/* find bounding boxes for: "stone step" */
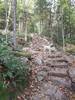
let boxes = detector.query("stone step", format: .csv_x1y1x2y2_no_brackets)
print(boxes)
46,62,68,68
48,73,67,77
48,52,63,58
46,57,68,63
48,67,68,77
48,55,62,58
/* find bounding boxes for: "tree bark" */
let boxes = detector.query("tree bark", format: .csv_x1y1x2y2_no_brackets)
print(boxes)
61,8,65,51
5,0,8,43
12,0,17,49
24,21,27,41
5,0,12,43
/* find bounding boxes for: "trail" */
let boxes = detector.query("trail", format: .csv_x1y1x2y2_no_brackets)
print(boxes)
19,35,75,100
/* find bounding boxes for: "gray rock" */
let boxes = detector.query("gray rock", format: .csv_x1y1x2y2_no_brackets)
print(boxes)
35,58,43,65
32,94,50,100
44,85,57,96
64,55,74,64
55,89,68,100
71,81,75,91
69,67,75,90
69,67,75,82
37,71,47,81
37,75,44,81
20,57,28,63
32,95,40,100
42,83,69,100
31,83,69,100
49,76,71,88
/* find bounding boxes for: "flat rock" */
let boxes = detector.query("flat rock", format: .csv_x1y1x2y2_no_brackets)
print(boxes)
31,95,41,100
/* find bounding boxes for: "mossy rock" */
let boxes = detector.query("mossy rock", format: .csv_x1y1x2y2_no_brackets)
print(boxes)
66,49,75,54
65,44,75,54
13,51,32,58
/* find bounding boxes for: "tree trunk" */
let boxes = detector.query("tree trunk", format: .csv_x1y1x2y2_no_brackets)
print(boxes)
24,21,27,41
12,0,17,49
5,0,12,43
5,0,8,43
39,20,42,35
4,0,8,43
61,8,65,51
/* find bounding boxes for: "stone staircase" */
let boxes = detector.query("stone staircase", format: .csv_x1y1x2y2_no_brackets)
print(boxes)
31,51,71,100
45,52,71,88
22,36,75,100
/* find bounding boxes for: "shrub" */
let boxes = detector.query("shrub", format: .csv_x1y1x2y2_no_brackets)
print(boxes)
0,34,30,99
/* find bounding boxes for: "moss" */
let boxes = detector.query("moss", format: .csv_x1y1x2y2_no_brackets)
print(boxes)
66,49,75,54
13,51,32,58
65,44,75,54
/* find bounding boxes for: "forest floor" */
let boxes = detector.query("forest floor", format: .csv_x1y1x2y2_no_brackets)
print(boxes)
17,35,75,100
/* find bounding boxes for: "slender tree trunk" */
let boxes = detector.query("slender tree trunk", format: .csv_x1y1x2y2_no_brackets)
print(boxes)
5,0,8,43
23,0,28,41
20,19,24,33
18,18,23,33
41,19,44,34
57,18,59,42
24,21,27,41
18,18,20,33
12,0,17,49
61,8,65,51
5,0,12,43
68,0,71,38
39,21,41,35
39,20,42,35
49,7,52,39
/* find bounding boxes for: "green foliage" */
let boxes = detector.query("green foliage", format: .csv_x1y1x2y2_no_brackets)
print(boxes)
66,35,75,44
28,21,38,33
0,0,6,29
42,30,51,37
0,34,30,99
56,0,75,44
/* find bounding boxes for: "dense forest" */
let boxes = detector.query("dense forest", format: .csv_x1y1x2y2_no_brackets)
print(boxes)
0,0,75,100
